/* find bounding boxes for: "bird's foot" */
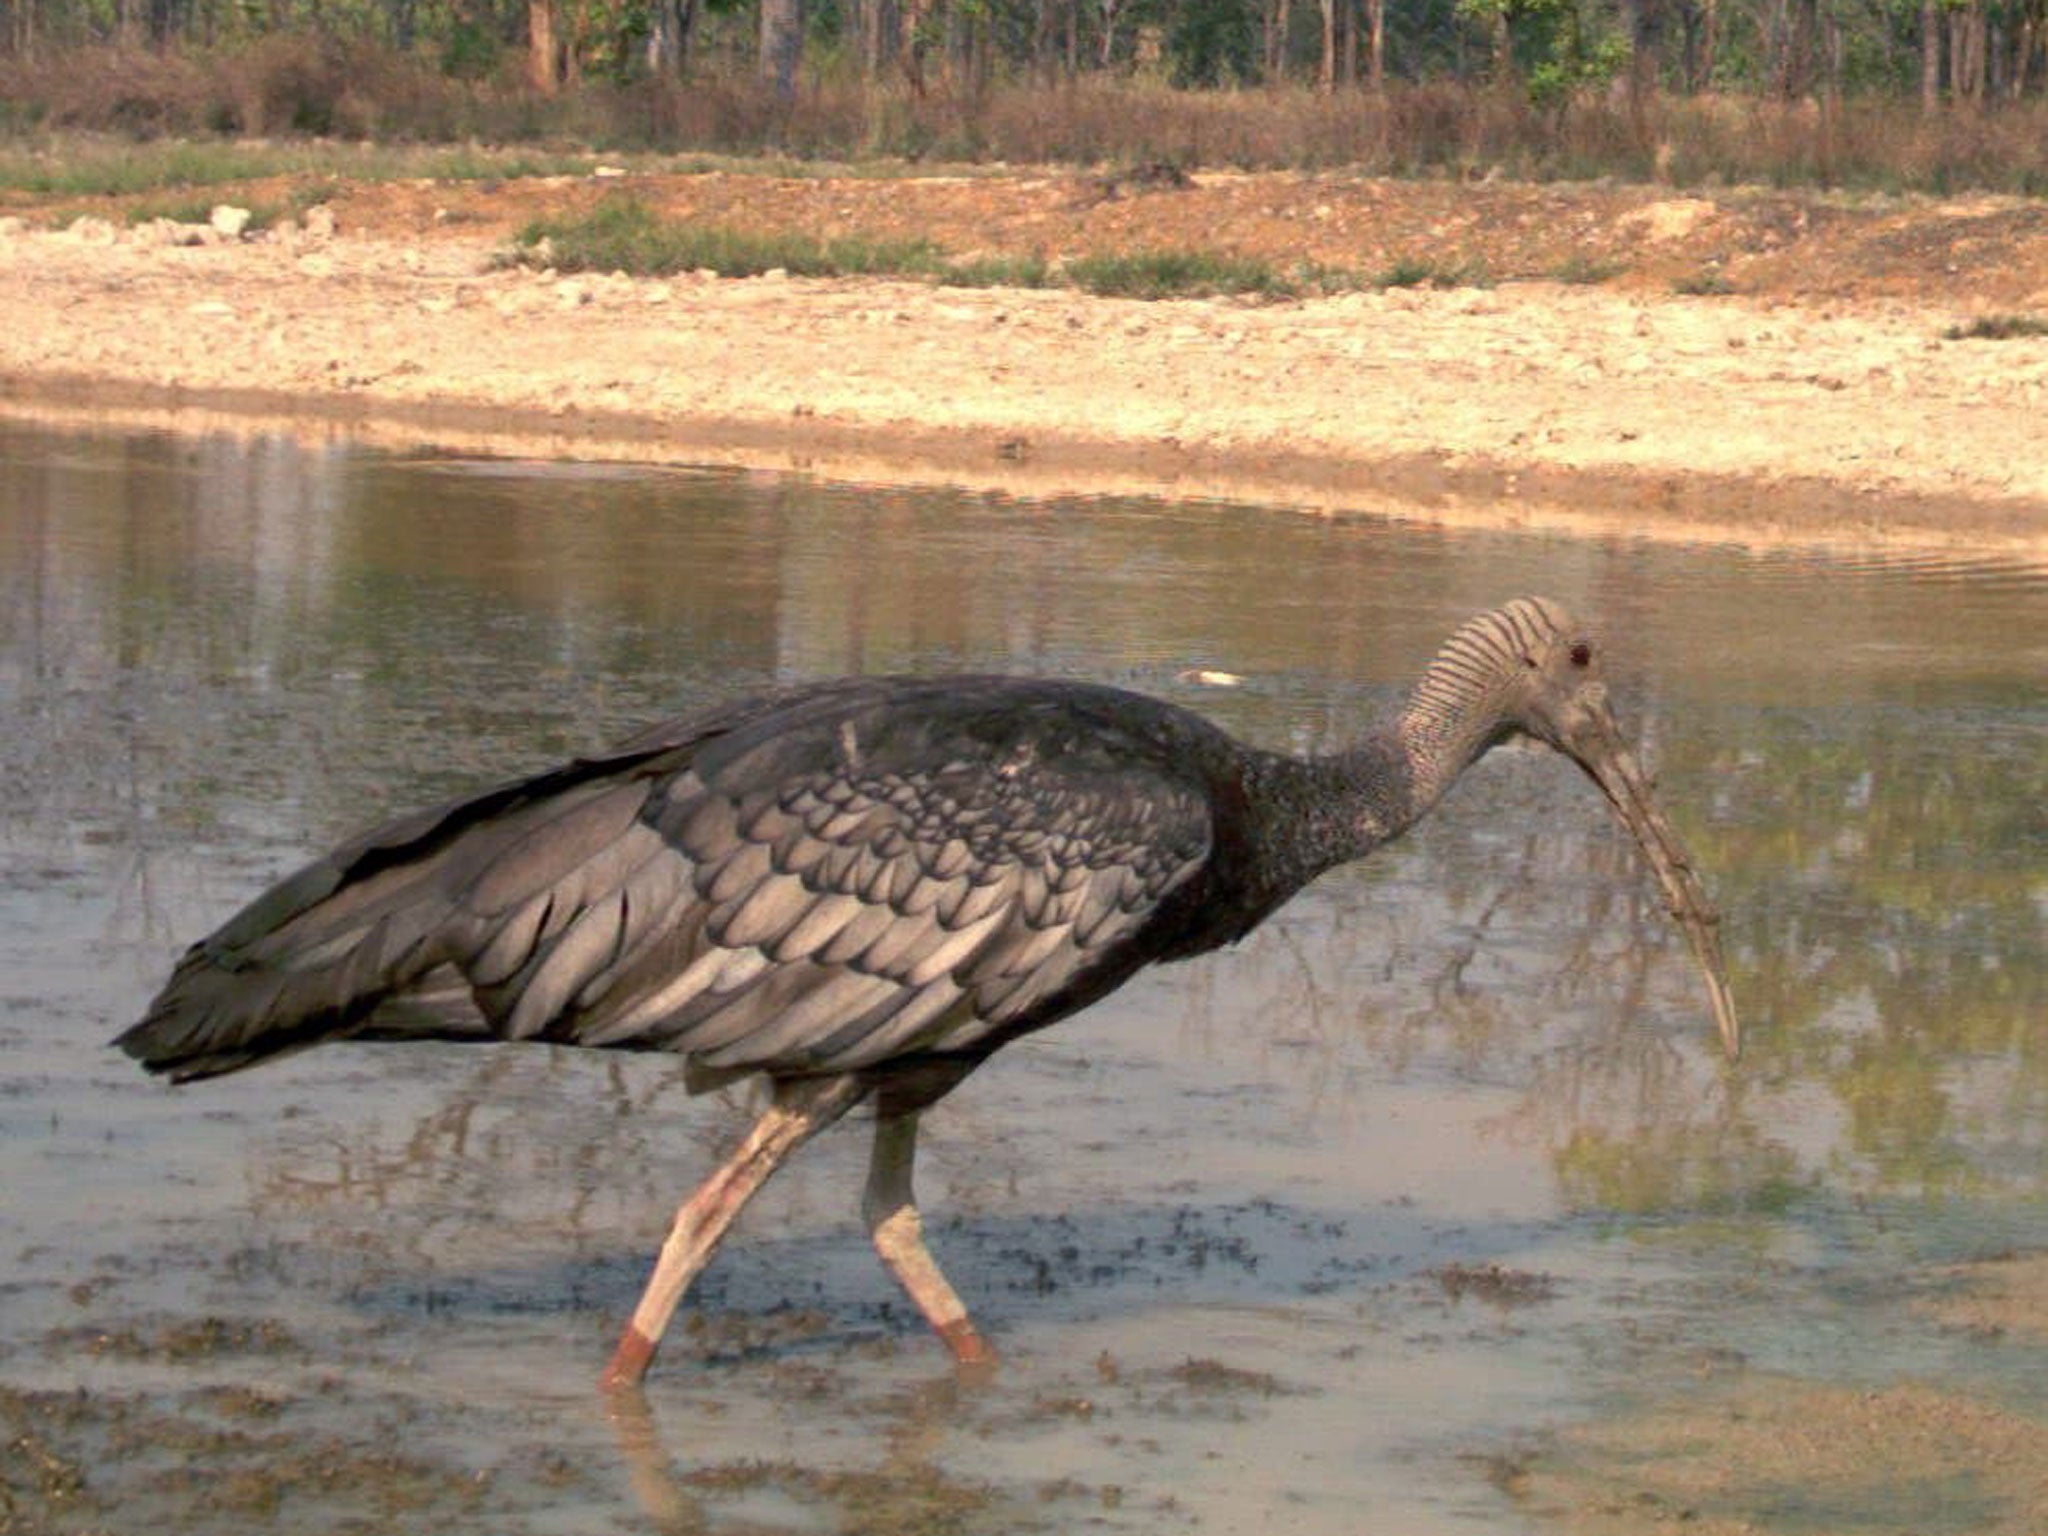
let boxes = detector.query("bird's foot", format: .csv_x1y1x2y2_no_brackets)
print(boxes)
939,1319,998,1374
599,1325,658,1391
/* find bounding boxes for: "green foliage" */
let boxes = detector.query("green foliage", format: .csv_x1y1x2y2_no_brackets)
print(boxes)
1549,253,1623,284
0,135,608,198
1524,36,1628,111
1375,254,1488,288
513,197,944,277
1063,248,1298,299
509,199,1323,300
437,18,505,80
0,137,296,196
1165,0,1260,87
939,251,1056,288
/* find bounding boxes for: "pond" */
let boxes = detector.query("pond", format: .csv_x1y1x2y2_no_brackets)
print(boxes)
1,416,2043,1534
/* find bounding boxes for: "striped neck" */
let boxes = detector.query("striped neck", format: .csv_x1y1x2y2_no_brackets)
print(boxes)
1229,598,1578,911
1394,598,1567,811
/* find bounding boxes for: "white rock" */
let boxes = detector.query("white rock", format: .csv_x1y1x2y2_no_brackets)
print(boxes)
210,205,252,239
137,218,208,247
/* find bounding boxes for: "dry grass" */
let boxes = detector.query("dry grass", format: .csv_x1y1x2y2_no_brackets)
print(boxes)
4,41,2048,195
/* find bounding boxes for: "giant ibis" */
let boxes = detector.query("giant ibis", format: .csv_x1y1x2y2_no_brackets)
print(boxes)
116,597,1739,1386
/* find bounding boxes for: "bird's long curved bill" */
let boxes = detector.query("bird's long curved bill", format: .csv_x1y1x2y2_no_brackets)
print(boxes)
1576,731,1741,1060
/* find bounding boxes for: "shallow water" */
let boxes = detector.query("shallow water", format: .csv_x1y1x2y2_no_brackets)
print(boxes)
1,418,2044,1534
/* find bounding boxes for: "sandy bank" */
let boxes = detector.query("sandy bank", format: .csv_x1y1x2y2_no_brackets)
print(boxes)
3,195,2045,557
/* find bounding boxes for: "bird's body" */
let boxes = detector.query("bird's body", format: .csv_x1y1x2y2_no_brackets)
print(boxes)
124,674,1397,1097
117,599,1738,1384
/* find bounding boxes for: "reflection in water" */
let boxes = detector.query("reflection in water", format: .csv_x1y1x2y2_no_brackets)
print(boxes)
605,1390,709,1532
2,419,2044,1534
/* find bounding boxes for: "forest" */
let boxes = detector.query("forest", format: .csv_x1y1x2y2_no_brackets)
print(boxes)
3,0,2047,192
5,0,2047,104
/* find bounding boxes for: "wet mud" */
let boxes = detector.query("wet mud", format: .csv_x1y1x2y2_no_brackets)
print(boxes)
1519,1364,2048,1536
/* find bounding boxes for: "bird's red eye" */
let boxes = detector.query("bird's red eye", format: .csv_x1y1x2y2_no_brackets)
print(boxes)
1569,642,1592,667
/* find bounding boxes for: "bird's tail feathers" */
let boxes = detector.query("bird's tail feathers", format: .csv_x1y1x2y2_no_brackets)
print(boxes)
113,733,700,1083
114,856,457,1081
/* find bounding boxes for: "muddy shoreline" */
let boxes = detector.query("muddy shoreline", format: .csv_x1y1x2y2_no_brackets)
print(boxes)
3,170,2047,558
8,370,2046,560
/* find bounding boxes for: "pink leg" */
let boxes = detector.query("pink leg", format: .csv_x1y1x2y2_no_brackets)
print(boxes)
601,1076,865,1389
862,1112,995,1367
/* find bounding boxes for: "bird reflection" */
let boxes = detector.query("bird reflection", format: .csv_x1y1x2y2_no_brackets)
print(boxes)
603,1390,708,1534
601,1366,989,1535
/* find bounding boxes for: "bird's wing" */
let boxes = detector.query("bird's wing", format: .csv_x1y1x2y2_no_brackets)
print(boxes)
120,678,1218,1084
447,681,1218,1078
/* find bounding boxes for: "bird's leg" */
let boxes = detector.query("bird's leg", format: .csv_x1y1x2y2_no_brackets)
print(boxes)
862,1111,995,1367
601,1075,867,1389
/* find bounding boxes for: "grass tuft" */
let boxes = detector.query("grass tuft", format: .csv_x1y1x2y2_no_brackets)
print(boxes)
513,198,941,279
116,193,287,230
1549,254,1625,285
1063,248,1297,300
938,251,1055,289
1673,268,1736,296
511,199,1313,301
1942,313,2048,341
1374,255,1488,289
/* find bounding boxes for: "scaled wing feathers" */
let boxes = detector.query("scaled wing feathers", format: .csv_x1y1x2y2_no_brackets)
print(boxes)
118,678,1217,1086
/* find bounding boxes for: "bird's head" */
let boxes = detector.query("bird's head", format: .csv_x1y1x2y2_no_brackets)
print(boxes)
1408,598,1741,1060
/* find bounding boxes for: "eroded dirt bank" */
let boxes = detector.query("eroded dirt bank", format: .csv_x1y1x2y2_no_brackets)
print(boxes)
3,167,2046,555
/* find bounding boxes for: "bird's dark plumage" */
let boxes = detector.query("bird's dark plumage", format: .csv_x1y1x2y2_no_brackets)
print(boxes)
115,599,1738,1382
115,675,1318,1093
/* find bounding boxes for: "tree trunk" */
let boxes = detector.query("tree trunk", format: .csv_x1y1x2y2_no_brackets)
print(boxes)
861,0,887,77
2014,6,2043,97
760,0,804,97
1264,0,1292,81
1617,0,1656,140
1777,0,1818,96
1949,0,1987,99
1366,0,1385,88
645,0,693,76
528,0,559,94
1317,0,1336,89
1921,0,1941,110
